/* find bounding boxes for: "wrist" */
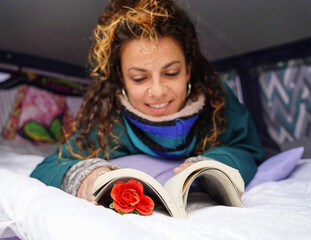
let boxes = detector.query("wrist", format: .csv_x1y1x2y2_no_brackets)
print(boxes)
62,158,121,197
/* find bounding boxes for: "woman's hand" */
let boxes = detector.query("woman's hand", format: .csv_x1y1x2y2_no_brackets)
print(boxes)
77,167,111,202
174,162,195,174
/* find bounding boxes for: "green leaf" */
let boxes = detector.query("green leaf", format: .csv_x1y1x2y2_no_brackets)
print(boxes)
23,121,55,143
109,203,114,209
154,206,163,210
118,211,125,215
50,118,62,140
133,210,141,215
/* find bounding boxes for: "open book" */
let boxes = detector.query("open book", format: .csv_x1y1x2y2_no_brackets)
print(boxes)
92,160,244,218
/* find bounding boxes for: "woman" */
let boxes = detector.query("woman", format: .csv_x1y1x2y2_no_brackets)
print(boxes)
31,0,264,202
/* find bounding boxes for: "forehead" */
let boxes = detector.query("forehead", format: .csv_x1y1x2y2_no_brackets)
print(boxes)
120,36,185,68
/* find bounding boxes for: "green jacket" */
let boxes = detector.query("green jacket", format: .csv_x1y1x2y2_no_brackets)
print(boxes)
31,86,264,188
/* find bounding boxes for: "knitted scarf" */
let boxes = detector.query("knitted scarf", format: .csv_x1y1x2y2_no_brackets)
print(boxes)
119,95,205,159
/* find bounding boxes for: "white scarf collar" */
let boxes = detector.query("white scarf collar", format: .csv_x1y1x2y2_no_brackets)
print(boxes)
119,94,205,122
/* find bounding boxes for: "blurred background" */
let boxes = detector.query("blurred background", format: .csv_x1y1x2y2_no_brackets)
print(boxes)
0,0,311,157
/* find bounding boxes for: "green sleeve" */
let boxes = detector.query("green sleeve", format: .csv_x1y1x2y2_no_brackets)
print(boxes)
202,85,265,185
30,150,81,189
30,121,139,189
30,130,92,189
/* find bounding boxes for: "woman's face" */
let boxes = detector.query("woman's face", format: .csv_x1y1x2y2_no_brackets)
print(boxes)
120,36,191,117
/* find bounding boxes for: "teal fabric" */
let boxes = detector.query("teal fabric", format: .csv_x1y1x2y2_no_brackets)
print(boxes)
30,84,264,188
122,115,198,159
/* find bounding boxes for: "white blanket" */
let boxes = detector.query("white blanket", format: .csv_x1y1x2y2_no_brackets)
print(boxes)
1,149,311,240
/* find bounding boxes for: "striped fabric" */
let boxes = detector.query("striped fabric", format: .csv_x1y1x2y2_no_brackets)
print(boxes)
121,106,200,159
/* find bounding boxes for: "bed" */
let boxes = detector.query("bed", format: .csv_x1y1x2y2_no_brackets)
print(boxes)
0,135,311,240
1,67,311,240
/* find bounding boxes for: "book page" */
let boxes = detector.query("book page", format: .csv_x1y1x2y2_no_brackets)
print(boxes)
92,169,184,218
195,169,243,207
182,168,243,208
163,160,244,210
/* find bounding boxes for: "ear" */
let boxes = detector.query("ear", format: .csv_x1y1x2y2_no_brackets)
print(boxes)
186,62,192,82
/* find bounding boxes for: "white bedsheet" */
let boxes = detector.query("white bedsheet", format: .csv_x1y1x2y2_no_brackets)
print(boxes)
1,149,311,240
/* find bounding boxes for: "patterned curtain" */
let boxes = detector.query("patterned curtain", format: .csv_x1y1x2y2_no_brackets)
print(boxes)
220,70,244,104
259,58,311,145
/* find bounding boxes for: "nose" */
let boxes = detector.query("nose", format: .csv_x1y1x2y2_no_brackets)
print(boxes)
148,78,167,98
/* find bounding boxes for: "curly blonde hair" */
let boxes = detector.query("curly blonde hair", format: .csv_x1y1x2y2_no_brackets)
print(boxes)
61,0,226,159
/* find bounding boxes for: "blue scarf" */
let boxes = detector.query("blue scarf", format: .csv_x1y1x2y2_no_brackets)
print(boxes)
120,95,205,159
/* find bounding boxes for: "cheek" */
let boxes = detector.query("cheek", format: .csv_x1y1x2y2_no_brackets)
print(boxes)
127,86,145,104
171,80,187,97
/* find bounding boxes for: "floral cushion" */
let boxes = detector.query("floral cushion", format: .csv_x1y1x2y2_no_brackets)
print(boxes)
1,85,81,144
0,70,84,145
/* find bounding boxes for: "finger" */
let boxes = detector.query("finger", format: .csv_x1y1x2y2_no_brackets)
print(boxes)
173,166,183,174
174,162,194,174
88,194,95,202
174,163,187,174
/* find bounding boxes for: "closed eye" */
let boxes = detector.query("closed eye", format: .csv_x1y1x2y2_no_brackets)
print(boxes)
165,71,180,77
131,77,147,82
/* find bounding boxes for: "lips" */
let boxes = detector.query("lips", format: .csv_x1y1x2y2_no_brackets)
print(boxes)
148,102,169,109
145,100,173,115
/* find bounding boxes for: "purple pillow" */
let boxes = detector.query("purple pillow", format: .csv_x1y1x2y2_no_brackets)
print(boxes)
111,154,184,185
246,147,304,191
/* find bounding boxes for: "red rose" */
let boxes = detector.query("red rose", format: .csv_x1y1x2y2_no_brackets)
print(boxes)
110,179,155,215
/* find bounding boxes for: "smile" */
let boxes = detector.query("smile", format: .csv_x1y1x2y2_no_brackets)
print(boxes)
148,102,169,109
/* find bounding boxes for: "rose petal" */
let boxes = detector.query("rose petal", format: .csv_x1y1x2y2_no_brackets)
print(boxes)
113,201,135,213
110,180,154,215
135,195,155,215
125,180,144,197
122,189,140,206
110,182,125,200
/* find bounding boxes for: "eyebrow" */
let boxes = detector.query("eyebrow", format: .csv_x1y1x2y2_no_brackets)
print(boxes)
128,61,181,72
163,61,181,69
